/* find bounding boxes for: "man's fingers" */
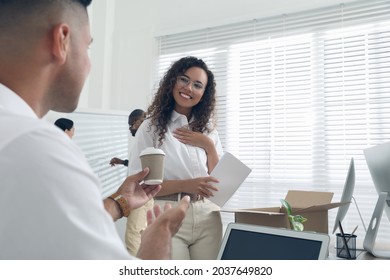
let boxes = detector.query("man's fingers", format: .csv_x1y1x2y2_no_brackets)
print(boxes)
152,184,162,193
127,167,149,182
153,204,162,217
179,195,190,211
163,202,172,211
146,209,154,226
146,204,162,226
146,197,189,230
143,185,162,197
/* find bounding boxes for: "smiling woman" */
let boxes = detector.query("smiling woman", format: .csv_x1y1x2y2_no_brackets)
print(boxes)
127,56,224,260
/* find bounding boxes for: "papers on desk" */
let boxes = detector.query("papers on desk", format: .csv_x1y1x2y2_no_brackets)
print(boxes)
208,152,252,207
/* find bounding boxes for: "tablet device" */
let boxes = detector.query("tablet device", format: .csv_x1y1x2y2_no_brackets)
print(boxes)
208,152,252,207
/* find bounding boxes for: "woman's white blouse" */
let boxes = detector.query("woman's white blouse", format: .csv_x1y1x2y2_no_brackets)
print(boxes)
128,110,223,181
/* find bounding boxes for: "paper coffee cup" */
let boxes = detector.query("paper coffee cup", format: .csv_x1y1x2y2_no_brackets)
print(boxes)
139,147,165,185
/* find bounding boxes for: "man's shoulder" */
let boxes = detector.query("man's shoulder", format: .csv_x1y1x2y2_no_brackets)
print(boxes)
0,113,61,149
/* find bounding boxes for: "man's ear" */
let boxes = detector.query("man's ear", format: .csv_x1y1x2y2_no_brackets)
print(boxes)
51,23,70,64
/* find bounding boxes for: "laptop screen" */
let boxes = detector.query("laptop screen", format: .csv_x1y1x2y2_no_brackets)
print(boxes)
217,223,329,260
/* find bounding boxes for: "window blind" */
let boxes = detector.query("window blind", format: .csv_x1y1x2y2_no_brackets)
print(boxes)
155,0,390,242
71,111,129,198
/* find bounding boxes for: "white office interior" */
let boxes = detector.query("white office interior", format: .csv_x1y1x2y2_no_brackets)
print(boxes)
45,0,390,258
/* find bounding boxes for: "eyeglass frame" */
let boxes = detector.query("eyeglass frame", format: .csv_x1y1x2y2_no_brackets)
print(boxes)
176,75,205,93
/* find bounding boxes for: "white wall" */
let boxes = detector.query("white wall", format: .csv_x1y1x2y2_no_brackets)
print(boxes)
81,0,362,114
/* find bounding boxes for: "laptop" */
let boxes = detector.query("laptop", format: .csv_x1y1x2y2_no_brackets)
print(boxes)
217,223,330,260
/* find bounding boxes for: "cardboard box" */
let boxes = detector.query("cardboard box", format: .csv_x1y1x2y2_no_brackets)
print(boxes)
221,190,347,234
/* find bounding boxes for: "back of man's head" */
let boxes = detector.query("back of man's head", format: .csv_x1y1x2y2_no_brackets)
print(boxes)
0,0,94,117
0,0,92,27
128,109,146,125
0,0,92,13
0,0,92,56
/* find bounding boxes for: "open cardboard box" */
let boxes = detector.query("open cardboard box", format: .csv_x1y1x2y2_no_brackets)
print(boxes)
221,190,348,234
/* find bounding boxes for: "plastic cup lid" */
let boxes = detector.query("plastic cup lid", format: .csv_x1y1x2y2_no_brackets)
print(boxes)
139,147,165,157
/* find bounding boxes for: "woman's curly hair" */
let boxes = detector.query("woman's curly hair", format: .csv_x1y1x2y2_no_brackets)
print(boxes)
147,56,217,147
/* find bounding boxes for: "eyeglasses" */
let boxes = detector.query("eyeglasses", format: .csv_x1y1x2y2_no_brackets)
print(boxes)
176,75,205,93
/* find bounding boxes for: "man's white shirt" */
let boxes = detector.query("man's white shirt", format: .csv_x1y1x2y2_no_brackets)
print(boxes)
0,84,132,259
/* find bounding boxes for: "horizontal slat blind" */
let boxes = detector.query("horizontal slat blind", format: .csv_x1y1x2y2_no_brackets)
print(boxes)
155,0,390,243
71,112,129,198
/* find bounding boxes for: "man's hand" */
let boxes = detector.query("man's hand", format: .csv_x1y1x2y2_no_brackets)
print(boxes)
104,168,161,220
116,168,161,210
137,196,190,260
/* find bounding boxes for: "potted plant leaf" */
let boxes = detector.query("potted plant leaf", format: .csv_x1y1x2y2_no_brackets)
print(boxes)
280,199,307,231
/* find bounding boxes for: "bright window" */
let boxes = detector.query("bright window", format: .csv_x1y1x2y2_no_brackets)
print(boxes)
71,111,129,198
155,0,390,242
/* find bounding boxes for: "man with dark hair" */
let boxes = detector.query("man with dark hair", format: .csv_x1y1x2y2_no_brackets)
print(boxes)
128,109,146,137
110,109,146,167
0,0,189,260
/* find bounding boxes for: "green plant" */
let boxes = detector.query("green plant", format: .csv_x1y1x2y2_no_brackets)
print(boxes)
280,199,307,231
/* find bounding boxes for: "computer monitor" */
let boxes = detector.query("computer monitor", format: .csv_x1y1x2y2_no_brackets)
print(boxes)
363,142,390,258
332,158,355,234
364,143,390,221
